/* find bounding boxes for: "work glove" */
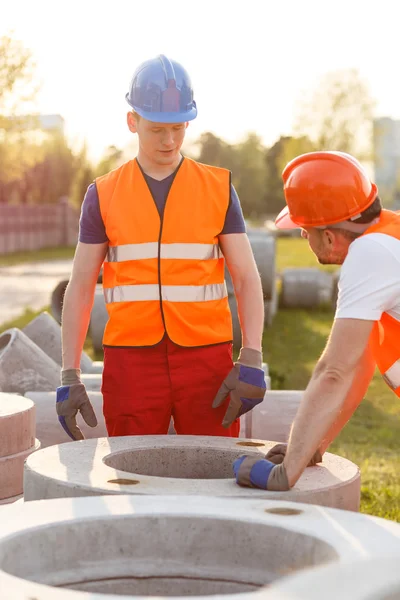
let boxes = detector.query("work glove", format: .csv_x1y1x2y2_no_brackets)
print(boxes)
265,443,323,467
212,347,266,428
233,455,290,491
56,368,97,440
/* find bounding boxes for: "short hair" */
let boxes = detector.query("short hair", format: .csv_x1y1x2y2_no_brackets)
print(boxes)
350,196,382,224
131,111,140,121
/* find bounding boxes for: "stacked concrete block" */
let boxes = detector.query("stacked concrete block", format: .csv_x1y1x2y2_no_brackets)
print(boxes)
280,267,334,309
0,394,40,502
0,328,60,394
24,435,361,511
239,390,303,441
24,391,107,448
22,311,96,373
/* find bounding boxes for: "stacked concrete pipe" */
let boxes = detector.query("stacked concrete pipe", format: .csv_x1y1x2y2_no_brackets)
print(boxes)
23,435,361,511
280,267,334,309
22,311,102,374
0,328,60,394
0,394,40,504
2,495,400,598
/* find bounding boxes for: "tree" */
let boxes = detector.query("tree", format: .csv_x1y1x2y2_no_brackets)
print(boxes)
233,132,266,219
294,69,375,160
0,33,36,119
263,135,315,215
195,132,237,172
94,145,124,177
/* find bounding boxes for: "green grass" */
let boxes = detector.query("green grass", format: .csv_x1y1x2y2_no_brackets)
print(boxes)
2,237,399,521
0,246,75,267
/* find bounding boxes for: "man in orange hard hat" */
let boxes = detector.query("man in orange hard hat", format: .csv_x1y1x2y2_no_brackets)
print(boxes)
234,151,400,491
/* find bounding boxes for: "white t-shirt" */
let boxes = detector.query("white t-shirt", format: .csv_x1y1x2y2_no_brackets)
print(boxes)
335,233,400,322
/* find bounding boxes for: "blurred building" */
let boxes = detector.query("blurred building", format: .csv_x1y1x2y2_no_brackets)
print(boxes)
373,117,400,197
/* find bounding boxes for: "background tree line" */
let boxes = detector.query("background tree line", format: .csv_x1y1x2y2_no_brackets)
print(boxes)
0,33,376,221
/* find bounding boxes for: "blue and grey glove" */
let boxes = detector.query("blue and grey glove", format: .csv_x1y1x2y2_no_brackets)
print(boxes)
233,455,290,491
56,369,97,440
212,347,266,428
266,443,323,467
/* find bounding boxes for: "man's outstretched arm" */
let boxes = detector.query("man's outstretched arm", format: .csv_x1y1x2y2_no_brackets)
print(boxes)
283,318,375,486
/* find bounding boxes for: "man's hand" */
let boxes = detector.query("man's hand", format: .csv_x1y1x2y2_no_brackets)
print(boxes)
265,443,323,467
212,348,266,428
56,369,97,440
233,455,290,491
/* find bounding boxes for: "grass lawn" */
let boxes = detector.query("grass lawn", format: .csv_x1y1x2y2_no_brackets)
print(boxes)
2,237,399,521
0,246,75,267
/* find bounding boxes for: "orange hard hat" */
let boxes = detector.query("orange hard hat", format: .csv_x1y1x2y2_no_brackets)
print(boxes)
275,151,378,229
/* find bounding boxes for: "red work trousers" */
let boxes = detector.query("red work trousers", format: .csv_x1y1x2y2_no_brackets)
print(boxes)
102,336,240,437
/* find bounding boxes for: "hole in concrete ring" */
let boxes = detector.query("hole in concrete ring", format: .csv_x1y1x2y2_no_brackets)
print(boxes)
265,507,303,516
0,515,338,596
107,478,140,485
0,333,12,354
104,446,265,479
236,441,265,447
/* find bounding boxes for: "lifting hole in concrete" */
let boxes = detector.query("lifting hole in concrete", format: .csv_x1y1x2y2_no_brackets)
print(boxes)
0,515,338,595
265,507,303,516
107,479,140,485
236,441,265,447
103,447,264,479
0,333,11,354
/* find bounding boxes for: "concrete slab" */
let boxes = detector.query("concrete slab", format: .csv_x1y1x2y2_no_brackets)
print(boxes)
1,495,400,598
22,311,94,373
23,435,361,510
0,329,60,394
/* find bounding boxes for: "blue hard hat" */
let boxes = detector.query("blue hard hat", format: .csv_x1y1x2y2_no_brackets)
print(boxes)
126,54,197,123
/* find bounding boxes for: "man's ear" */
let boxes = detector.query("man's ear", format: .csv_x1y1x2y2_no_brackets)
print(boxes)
323,228,336,247
127,112,138,133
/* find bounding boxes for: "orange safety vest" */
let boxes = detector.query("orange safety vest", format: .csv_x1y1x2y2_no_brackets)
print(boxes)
96,157,233,347
363,210,400,396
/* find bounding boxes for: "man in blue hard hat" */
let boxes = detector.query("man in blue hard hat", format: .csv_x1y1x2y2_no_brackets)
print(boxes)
56,55,266,441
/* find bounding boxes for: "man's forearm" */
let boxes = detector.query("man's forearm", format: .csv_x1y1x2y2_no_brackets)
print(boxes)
319,348,375,453
234,273,264,350
61,281,97,370
283,366,356,486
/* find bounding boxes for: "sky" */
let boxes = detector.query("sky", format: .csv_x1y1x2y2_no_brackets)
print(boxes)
2,0,400,162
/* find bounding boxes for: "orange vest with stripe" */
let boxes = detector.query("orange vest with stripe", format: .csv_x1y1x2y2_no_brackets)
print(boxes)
363,210,400,396
96,157,233,347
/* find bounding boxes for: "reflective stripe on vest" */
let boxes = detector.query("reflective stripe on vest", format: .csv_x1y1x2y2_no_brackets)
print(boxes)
107,242,223,263
103,282,228,303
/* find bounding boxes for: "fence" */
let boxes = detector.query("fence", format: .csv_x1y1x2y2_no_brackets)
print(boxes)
0,199,79,254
